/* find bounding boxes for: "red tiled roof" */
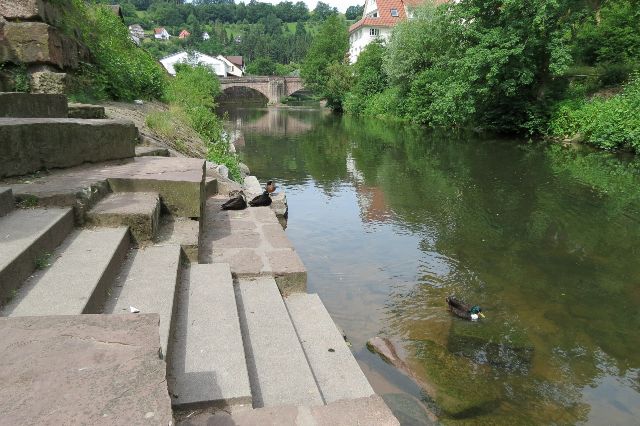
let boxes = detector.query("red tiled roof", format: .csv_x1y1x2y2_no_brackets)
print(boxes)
348,0,447,33
154,28,166,34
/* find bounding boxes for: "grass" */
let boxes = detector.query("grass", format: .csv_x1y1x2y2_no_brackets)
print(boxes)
35,253,53,270
17,195,38,209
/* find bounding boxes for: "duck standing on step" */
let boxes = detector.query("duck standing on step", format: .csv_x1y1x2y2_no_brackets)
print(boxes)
446,295,485,321
249,180,276,207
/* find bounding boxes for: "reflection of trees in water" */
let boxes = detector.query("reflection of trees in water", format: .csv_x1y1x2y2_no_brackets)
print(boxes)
345,119,640,423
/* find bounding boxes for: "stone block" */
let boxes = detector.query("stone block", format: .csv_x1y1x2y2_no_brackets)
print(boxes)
0,118,137,178
0,0,63,26
266,249,307,295
155,216,199,262
0,92,68,117
29,69,66,94
136,146,170,157
0,187,13,216
86,192,161,243
0,314,173,425
68,102,106,119
1,22,87,69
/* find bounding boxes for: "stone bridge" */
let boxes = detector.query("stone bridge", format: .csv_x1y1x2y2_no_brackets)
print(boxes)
218,77,305,104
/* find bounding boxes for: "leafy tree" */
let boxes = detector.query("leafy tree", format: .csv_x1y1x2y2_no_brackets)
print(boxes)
301,14,349,107
311,2,338,22
345,5,364,20
344,41,388,115
246,57,277,75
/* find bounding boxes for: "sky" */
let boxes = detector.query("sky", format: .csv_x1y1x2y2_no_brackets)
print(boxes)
260,1,355,13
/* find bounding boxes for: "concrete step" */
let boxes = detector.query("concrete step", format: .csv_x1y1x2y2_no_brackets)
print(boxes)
169,264,252,408
0,187,14,217
86,192,161,243
155,215,200,263
0,207,74,303
67,103,106,119
0,118,137,178
136,146,170,157
285,293,375,404
178,395,400,426
1,227,129,317
235,277,323,408
104,245,182,360
201,197,307,295
0,93,68,118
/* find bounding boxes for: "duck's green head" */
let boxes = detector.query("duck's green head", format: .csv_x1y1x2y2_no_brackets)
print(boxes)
470,305,485,318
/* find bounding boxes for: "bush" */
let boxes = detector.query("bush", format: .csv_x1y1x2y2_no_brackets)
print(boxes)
549,74,640,152
63,1,166,100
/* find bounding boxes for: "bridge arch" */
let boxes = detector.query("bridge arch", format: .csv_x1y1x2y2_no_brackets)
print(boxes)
218,77,305,104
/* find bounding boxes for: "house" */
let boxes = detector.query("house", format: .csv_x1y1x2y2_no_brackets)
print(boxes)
154,28,170,40
129,24,145,40
179,29,191,39
216,55,244,77
160,51,228,77
202,32,210,40
349,0,443,64
225,56,245,74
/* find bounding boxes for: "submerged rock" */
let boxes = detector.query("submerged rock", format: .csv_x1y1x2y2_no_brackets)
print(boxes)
381,393,437,426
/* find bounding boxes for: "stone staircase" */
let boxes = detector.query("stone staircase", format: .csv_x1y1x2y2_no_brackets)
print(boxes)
0,93,398,425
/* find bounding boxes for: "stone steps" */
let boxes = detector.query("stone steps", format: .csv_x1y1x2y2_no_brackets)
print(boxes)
0,187,14,217
235,277,323,408
0,93,68,118
201,196,306,295
136,146,170,157
168,264,251,408
86,192,161,244
284,293,375,404
0,118,137,178
104,245,182,360
0,206,74,303
2,227,130,317
67,103,106,119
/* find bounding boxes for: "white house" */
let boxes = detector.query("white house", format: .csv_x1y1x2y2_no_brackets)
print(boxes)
349,0,437,64
160,51,228,77
154,27,170,40
216,55,244,77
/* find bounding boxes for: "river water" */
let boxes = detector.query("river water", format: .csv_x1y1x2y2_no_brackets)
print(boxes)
220,103,640,425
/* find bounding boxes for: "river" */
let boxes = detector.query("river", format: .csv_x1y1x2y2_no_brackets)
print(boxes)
219,102,640,425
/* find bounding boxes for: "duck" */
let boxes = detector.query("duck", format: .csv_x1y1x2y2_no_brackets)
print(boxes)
266,180,276,193
446,295,485,321
249,191,272,207
221,192,247,210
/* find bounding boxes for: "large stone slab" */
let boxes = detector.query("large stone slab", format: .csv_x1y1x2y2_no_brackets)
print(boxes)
236,277,323,408
0,314,173,425
2,227,130,317
0,0,63,26
0,92,68,118
155,215,200,262
0,118,137,178
169,264,252,408
68,102,106,119
0,187,13,216
179,395,399,426
0,206,73,303
86,192,161,243
1,22,88,69
105,244,182,360
201,196,307,294
285,293,375,404
4,157,206,220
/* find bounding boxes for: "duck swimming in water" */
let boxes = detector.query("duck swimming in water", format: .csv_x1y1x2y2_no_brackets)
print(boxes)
249,191,272,207
221,192,247,210
446,295,485,321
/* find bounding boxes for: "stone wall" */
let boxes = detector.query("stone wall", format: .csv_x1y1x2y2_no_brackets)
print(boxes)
0,0,89,94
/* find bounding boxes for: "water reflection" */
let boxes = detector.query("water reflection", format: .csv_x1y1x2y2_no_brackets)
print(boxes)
223,104,640,424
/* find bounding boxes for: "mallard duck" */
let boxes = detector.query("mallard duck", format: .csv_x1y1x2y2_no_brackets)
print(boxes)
266,180,276,193
221,193,247,210
249,191,272,207
446,295,485,321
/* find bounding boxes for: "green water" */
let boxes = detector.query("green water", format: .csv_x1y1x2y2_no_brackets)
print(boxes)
223,104,640,425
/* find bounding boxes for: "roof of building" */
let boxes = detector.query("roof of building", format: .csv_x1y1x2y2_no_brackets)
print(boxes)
154,28,167,34
129,24,144,30
179,30,190,35
348,0,446,33
225,56,244,67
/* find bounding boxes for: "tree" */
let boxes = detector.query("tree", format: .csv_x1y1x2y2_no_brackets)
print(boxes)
344,41,388,114
246,57,277,75
301,14,349,108
345,5,364,20
311,2,338,22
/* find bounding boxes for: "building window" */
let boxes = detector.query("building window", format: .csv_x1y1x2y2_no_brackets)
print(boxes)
370,28,379,37
391,8,399,17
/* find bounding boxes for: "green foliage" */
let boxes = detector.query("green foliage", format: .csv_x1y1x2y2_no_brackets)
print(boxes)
64,1,166,100
345,5,364,21
549,74,640,152
13,65,30,93
344,42,388,115
35,253,52,270
246,57,277,75
165,65,241,180
301,15,349,109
